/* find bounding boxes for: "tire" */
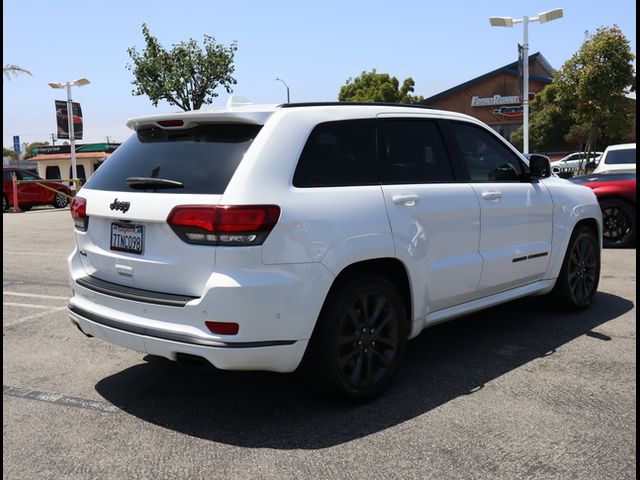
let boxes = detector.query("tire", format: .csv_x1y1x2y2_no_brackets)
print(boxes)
551,225,600,310
19,205,32,212
53,191,69,209
2,194,7,212
600,198,636,248
304,273,408,401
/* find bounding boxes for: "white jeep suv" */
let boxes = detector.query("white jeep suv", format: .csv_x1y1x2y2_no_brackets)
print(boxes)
68,102,602,399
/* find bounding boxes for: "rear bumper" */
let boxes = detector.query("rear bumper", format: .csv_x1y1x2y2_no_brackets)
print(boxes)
69,305,309,372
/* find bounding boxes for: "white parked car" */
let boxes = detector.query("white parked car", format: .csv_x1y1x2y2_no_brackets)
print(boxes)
68,101,602,399
551,151,602,177
592,143,636,173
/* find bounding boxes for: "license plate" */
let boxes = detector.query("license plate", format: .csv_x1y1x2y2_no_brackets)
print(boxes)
110,223,144,255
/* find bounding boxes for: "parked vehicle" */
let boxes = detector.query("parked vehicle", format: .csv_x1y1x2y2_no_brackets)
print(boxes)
3,167,72,211
592,143,636,173
67,102,602,399
551,151,602,178
570,171,636,248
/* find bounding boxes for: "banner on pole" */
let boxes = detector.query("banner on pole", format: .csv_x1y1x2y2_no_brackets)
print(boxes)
55,100,83,139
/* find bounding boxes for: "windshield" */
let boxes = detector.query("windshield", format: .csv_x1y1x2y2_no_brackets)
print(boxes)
605,148,636,165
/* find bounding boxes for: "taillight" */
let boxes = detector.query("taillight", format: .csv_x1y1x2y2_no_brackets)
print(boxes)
167,205,280,246
70,196,88,231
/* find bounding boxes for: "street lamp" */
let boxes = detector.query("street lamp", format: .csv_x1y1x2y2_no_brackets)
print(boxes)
48,78,90,186
275,77,290,103
489,8,563,154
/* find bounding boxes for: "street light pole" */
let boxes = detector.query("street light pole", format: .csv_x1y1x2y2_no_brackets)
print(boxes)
489,8,563,154
48,78,90,189
65,81,78,182
275,77,290,103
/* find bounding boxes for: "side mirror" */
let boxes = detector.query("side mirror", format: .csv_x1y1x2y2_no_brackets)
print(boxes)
528,154,551,180
585,161,597,172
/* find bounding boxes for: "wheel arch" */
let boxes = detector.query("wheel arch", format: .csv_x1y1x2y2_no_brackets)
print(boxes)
319,258,413,337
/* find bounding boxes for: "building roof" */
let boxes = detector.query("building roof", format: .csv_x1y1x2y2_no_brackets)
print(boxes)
27,152,112,161
424,52,554,104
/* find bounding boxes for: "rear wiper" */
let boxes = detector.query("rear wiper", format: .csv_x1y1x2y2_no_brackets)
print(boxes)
126,177,184,189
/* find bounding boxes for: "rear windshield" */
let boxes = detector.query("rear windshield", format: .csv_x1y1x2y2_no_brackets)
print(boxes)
83,124,262,194
604,148,636,165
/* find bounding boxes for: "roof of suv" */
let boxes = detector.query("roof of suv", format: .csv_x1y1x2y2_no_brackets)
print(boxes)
126,102,479,131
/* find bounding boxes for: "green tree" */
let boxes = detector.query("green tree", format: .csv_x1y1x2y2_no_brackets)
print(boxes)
3,148,19,160
511,26,634,160
24,141,49,159
3,64,32,81
127,24,237,111
338,69,424,104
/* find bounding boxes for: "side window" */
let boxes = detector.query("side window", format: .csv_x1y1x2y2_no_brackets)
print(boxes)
3,170,14,181
293,120,378,187
380,119,454,184
450,122,523,182
46,166,61,179
20,171,40,181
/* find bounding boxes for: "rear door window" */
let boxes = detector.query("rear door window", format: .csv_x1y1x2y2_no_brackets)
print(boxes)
380,119,454,184
83,124,262,194
293,120,378,187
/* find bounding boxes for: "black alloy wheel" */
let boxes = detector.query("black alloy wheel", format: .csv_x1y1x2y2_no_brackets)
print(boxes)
600,199,636,248
305,273,407,400
551,225,600,310
336,292,400,391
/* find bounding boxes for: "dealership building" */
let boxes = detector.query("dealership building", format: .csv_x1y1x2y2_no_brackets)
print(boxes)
26,143,120,183
423,52,553,141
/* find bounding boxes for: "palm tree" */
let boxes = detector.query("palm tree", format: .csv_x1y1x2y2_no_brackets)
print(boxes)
3,64,32,81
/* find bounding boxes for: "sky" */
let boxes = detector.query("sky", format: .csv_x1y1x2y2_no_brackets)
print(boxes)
2,0,636,149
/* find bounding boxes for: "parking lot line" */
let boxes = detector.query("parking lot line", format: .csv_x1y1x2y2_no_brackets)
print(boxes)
4,292,69,301
3,385,119,413
3,307,67,327
3,302,60,309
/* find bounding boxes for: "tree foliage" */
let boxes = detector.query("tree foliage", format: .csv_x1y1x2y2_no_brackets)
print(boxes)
127,24,237,111
24,141,49,159
511,26,635,153
3,64,32,81
3,148,19,160
338,69,424,104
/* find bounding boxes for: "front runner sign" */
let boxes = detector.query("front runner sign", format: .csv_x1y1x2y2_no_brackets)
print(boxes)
471,94,520,107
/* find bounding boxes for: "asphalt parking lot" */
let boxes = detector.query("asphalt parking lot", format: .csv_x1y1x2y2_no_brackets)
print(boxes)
3,208,636,480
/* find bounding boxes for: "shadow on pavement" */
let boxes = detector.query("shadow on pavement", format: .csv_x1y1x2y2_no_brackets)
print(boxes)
96,292,633,449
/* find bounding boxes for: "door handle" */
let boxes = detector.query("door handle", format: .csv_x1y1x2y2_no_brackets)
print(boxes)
481,191,502,201
392,194,420,206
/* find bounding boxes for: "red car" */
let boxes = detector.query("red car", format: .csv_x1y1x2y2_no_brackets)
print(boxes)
570,171,636,247
3,167,72,211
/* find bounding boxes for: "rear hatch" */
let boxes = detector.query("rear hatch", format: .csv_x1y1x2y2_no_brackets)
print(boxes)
74,121,264,297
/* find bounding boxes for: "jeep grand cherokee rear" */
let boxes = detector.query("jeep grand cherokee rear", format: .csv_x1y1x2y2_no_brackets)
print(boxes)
69,102,602,400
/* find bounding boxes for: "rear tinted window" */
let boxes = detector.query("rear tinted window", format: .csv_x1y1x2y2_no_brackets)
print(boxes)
83,124,262,194
605,148,636,165
293,120,378,187
380,119,453,183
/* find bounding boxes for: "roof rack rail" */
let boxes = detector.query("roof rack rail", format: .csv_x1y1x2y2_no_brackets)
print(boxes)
278,102,434,109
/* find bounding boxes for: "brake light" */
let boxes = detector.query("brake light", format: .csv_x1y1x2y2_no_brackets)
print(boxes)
157,120,184,127
167,205,280,246
70,196,88,231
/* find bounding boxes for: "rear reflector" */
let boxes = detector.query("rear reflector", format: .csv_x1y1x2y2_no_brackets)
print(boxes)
70,196,88,231
205,321,239,335
167,205,280,246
